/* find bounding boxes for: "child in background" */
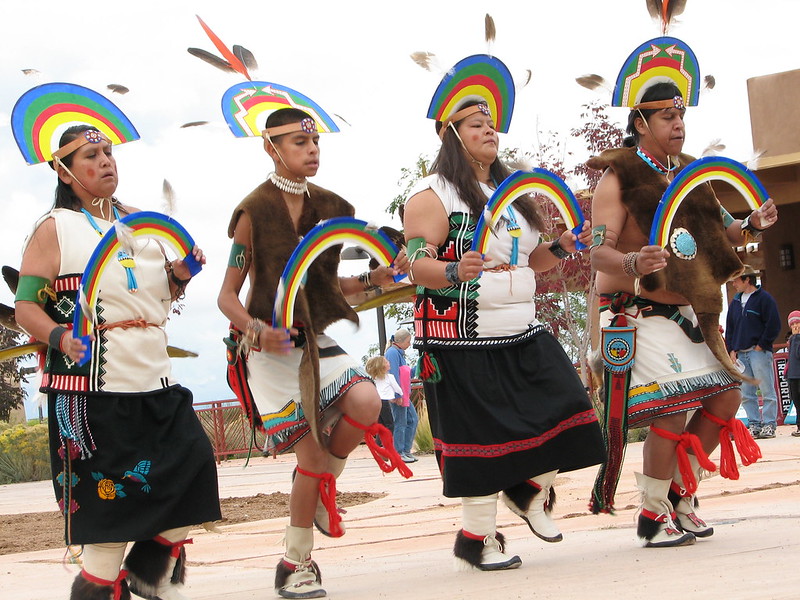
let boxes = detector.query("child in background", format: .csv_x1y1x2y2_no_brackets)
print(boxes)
365,356,402,440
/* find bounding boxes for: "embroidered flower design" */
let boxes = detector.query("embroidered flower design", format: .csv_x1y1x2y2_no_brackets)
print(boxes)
92,471,127,500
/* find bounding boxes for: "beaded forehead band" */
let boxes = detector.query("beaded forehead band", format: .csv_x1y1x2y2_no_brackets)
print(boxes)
262,117,318,140
439,103,492,139
633,95,685,111
52,129,112,160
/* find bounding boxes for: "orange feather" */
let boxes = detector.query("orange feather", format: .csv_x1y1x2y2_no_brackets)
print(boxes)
195,15,250,80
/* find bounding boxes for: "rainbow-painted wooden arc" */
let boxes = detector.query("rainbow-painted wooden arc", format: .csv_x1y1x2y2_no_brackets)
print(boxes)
427,54,515,133
72,212,201,366
273,218,398,330
221,81,339,138
471,169,586,255
649,156,768,248
11,82,139,165
612,36,700,108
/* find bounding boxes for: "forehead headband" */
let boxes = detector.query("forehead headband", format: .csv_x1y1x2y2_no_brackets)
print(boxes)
633,95,685,111
439,103,492,139
262,117,318,140
52,129,112,160
11,82,139,165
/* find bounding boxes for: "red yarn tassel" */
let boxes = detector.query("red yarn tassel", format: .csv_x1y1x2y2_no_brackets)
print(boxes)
153,535,193,558
80,569,129,600
650,426,716,495
343,415,413,478
296,467,343,537
701,409,762,480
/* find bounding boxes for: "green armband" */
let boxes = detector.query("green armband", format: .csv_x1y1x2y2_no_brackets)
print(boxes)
14,275,54,304
228,243,247,270
720,205,735,228
406,237,425,258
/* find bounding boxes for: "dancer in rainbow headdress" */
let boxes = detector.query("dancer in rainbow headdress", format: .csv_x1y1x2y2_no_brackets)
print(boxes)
587,4,778,549
404,15,604,572
213,64,408,597
11,83,220,600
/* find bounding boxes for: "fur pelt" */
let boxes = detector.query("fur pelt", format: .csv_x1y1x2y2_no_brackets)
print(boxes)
228,181,359,443
274,558,322,591
227,181,358,334
453,529,506,568
70,573,131,600
453,530,508,567
636,512,663,541
124,540,185,599
501,480,556,514
587,148,747,382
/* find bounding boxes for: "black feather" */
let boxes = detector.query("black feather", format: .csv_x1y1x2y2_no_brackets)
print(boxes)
232,44,258,73
187,47,236,74
107,84,129,95
2,266,19,294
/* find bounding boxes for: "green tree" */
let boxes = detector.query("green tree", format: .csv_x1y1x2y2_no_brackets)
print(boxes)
0,327,27,422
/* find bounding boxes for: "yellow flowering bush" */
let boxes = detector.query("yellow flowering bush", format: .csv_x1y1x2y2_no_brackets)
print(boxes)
0,422,50,484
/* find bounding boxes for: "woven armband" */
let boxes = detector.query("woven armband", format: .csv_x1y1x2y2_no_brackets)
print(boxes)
228,243,247,270
15,275,55,304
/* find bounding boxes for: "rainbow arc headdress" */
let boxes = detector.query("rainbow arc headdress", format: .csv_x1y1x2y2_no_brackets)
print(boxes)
612,36,700,110
11,82,139,165
220,80,339,139
427,54,515,134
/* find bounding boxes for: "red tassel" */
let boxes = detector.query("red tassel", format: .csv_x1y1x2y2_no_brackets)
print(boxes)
296,467,343,537
153,535,193,558
343,415,413,478
80,569,129,600
650,425,716,495
701,410,762,479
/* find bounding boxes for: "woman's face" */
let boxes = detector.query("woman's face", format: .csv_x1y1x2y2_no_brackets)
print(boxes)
638,107,686,158
791,322,800,335
60,138,118,200
456,112,498,166
269,130,320,179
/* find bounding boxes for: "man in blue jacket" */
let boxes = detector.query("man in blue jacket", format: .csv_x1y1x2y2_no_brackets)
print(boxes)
726,265,782,438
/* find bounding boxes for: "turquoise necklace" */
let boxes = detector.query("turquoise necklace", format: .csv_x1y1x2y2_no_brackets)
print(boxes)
636,146,677,177
81,205,138,292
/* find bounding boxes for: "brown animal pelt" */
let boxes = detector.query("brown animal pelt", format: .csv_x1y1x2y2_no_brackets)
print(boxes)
587,148,751,383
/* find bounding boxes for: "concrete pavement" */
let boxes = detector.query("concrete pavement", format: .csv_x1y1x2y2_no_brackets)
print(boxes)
1,426,799,599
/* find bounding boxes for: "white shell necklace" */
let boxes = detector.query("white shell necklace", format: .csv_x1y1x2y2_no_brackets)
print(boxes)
268,171,308,196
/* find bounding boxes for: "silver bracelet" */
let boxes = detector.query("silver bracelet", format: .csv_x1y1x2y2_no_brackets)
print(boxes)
621,252,642,278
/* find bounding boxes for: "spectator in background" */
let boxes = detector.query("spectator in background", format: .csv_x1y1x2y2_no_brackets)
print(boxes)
725,265,782,439
786,311,800,437
365,356,400,434
386,329,418,463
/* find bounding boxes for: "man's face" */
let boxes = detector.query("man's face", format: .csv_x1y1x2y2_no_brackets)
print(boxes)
731,276,748,293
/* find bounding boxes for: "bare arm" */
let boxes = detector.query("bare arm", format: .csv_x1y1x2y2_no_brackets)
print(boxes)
590,168,667,279
528,220,592,272
15,218,88,363
217,212,293,354
404,188,484,287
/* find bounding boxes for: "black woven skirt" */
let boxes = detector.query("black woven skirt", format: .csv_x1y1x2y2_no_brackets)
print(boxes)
48,386,221,545
423,328,605,498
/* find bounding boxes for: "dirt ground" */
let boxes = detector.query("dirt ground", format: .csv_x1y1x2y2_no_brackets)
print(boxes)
0,491,383,555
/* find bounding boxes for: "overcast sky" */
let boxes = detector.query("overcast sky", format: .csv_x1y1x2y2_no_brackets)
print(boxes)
1,0,797,415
